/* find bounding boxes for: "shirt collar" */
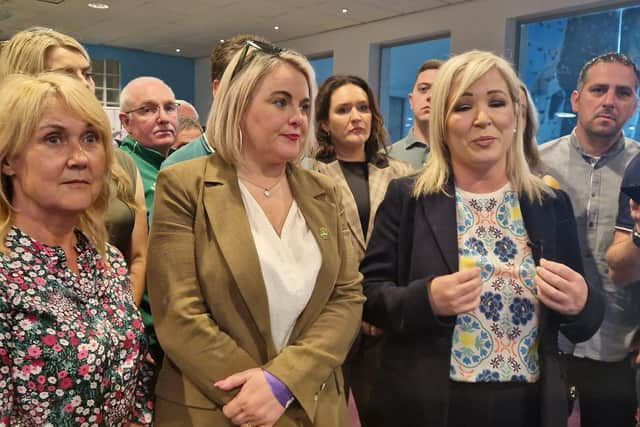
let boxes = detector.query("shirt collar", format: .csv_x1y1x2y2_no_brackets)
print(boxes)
202,134,214,154
6,226,93,268
403,127,429,151
120,135,165,168
569,128,626,164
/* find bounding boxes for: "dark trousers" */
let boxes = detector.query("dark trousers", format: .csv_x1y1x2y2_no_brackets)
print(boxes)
343,334,383,427
447,381,540,427
563,354,636,427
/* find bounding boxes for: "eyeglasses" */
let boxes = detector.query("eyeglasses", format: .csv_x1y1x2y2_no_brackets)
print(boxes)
229,40,284,81
124,102,180,117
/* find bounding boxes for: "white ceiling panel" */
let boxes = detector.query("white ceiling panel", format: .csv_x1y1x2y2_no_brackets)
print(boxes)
1,0,473,57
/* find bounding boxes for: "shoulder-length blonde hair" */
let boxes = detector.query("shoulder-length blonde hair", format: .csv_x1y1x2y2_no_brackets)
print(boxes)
0,27,89,81
413,50,549,202
206,42,317,166
0,73,112,256
0,26,136,211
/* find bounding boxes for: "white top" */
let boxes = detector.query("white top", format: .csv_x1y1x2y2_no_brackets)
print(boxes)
239,181,321,352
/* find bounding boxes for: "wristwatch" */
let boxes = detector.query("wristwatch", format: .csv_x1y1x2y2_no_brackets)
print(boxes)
632,226,640,248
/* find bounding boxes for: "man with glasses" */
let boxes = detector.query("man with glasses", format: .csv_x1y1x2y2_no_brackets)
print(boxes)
119,76,179,216
539,52,640,427
118,76,179,369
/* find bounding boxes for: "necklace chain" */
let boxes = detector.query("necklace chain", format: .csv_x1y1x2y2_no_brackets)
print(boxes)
238,173,285,197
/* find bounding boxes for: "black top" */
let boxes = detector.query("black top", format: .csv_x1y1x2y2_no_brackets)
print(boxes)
339,160,370,236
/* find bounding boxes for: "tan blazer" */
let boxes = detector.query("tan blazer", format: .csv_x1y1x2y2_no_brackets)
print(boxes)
309,158,413,260
147,154,364,427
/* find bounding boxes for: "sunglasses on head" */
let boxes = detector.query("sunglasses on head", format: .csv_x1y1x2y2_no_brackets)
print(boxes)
229,40,285,81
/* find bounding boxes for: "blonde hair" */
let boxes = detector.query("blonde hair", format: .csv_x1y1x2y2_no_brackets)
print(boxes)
206,43,317,166
0,27,89,81
0,73,112,256
413,50,549,202
0,26,136,212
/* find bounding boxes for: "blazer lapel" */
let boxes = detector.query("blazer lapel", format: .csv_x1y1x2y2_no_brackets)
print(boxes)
519,193,548,265
201,156,275,355
314,160,366,253
422,182,459,273
287,166,340,341
519,192,552,333
366,163,393,244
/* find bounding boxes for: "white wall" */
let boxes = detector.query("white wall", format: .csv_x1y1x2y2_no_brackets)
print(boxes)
191,0,629,109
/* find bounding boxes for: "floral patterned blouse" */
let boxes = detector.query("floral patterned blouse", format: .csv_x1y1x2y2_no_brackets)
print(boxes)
450,184,540,383
0,227,153,426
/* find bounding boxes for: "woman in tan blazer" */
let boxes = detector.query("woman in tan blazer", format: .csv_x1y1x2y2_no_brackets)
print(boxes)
306,75,412,423
147,41,364,427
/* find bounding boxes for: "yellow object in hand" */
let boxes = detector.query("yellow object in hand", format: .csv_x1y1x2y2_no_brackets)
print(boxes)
459,255,476,271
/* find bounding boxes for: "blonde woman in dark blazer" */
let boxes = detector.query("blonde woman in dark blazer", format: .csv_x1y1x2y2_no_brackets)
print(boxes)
360,51,603,427
147,40,364,427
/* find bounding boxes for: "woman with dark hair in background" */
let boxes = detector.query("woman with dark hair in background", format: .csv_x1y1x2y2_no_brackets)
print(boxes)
309,74,412,423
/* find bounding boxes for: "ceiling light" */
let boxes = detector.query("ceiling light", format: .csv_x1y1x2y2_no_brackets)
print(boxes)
88,2,109,9
175,48,181,53
342,8,348,13
220,39,225,43
274,25,280,30
554,112,576,118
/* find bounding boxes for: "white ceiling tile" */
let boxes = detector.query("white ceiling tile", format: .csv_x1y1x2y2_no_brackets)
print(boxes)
1,0,472,56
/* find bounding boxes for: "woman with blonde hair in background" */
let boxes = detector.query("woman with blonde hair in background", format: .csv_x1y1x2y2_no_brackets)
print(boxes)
360,50,603,427
0,72,153,426
0,26,147,305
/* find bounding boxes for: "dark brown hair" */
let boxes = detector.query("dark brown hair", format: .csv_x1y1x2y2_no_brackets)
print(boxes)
577,52,639,91
314,75,389,166
413,58,444,88
210,34,269,82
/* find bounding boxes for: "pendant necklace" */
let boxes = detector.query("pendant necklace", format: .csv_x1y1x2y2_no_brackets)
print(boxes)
238,173,286,198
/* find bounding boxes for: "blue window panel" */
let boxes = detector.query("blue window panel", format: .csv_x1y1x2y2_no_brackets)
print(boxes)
518,5,640,143
380,38,450,143
309,56,334,88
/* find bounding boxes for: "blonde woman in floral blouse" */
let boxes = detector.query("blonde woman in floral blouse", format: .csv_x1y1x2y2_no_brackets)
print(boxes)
360,51,604,427
0,73,153,426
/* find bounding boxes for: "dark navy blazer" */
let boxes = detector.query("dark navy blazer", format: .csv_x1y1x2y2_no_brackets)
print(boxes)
361,177,604,427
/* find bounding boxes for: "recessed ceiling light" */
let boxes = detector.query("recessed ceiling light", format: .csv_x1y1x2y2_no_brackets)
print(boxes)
175,48,181,53
220,39,225,43
88,2,109,9
274,25,280,30
342,8,348,13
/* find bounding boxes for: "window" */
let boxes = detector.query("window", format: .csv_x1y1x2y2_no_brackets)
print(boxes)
518,5,640,142
92,59,121,107
379,37,450,143
309,56,333,88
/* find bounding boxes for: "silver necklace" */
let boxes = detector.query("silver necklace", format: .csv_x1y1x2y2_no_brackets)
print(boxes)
238,173,285,197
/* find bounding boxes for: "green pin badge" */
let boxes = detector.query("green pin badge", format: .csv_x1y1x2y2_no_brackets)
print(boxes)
319,227,330,240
